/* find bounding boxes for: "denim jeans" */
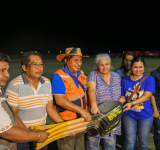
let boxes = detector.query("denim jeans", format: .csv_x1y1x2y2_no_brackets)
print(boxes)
86,134,116,150
17,142,48,150
123,113,153,150
154,102,160,139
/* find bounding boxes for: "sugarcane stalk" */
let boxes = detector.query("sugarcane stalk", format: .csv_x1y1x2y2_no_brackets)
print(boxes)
48,122,89,138
46,117,85,134
35,126,87,150
29,117,85,131
28,123,59,131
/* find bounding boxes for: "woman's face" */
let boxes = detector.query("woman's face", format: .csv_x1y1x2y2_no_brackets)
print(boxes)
98,58,111,75
124,55,134,70
132,62,145,77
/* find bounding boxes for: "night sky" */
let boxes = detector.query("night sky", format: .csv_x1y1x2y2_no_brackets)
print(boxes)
0,1,160,55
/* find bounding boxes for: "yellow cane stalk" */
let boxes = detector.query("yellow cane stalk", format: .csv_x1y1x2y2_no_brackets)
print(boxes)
35,126,87,150
46,117,85,134
29,123,59,131
48,122,89,138
29,117,85,131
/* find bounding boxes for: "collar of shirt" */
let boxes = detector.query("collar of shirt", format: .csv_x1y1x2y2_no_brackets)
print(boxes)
21,73,45,84
21,73,43,94
61,65,82,78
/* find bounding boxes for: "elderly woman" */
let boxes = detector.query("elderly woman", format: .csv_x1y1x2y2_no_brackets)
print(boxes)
86,53,121,150
119,56,155,150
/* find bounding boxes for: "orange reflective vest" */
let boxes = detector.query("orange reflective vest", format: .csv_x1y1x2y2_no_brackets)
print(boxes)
54,68,87,121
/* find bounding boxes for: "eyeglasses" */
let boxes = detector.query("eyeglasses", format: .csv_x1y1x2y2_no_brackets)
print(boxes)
124,60,132,63
27,64,45,69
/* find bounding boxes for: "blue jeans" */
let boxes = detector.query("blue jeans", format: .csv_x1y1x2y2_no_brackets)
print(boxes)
154,102,160,139
17,142,48,150
86,134,116,150
123,113,153,150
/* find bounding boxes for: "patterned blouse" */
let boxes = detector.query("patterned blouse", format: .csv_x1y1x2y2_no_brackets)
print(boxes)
87,71,121,139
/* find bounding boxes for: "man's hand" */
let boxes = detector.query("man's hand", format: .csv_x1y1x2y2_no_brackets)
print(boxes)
80,109,92,122
91,105,100,115
153,110,160,119
37,131,49,143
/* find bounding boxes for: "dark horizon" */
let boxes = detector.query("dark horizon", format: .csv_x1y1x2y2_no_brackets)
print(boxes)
1,1,160,55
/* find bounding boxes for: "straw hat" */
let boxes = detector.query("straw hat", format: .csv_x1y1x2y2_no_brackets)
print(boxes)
56,47,89,61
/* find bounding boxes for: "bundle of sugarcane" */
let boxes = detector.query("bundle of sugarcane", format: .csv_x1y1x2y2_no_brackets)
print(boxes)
29,118,87,150
30,101,123,150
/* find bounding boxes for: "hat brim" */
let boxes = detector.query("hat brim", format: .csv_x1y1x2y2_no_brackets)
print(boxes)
56,53,90,61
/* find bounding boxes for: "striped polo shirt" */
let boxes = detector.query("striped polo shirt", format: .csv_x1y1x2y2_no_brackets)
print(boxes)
5,73,53,128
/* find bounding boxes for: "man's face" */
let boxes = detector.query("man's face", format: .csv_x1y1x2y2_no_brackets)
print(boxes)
65,56,82,75
22,55,44,80
0,61,10,87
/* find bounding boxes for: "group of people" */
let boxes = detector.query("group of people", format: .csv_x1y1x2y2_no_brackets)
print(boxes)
0,48,159,150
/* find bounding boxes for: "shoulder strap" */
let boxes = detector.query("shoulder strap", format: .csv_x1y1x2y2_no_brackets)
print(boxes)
69,74,86,91
126,75,149,102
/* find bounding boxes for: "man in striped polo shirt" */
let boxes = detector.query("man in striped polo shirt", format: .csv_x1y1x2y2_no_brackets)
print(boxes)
5,51,63,150
0,52,49,150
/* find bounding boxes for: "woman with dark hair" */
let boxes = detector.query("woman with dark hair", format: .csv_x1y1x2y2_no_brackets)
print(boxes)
115,51,136,79
119,56,155,150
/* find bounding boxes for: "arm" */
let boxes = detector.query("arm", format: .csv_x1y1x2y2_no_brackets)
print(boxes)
10,106,28,130
46,100,64,123
151,95,160,118
87,81,100,114
54,95,92,121
123,91,153,112
0,126,49,143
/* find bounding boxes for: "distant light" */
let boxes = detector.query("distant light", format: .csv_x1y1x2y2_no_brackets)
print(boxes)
85,54,89,56
123,51,124,53
52,55,54,57
109,51,110,53
117,56,118,58
21,51,23,54
60,51,61,53
41,55,43,57
48,51,50,53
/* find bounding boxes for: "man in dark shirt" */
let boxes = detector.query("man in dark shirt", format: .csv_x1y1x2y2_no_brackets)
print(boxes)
150,68,160,150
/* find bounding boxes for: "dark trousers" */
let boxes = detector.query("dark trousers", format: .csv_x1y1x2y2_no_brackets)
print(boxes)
17,142,48,150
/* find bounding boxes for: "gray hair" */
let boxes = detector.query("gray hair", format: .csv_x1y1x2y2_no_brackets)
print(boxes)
93,53,114,70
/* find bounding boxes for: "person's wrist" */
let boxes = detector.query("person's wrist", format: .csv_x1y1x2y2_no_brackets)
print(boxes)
36,131,41,142
91,104,97,108
130,101,133,106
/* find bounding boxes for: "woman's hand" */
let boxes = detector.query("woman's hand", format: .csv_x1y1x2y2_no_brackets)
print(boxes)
123,102,132,112
91,105,100,114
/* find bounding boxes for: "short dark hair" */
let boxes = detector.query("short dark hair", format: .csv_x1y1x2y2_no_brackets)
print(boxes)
21,51,41,67
131,56,145,68
0,52,10,62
